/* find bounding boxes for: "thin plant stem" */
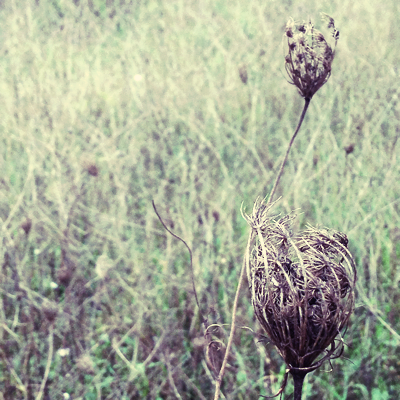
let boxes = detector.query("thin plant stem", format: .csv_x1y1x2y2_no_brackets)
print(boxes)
291,370,307,400
267,97,311,205
152,201,208,327
214,98,311,399
213,234,251,400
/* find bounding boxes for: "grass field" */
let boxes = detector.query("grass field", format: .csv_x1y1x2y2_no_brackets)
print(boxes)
0,0,399,399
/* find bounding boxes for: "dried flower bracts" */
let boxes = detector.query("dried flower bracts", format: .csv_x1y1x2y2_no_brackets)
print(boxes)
285,14,339,100
244,199,356,372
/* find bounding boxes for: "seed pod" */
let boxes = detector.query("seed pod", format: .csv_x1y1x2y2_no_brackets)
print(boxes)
244,199,356,372
284,15,339,100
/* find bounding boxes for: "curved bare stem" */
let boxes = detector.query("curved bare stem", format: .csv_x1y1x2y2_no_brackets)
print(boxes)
152,200,207,327
267,98,311,205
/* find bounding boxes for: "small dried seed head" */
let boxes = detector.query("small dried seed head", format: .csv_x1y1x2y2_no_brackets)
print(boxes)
344,143,355,155
239,64,248,84
81,154,99,177
244,199,356,372
285,19,294,38
87,164,99,177
57,266,73,286
21,218,32,235
284,14,339,100
42,301,58,323
57,252,76,287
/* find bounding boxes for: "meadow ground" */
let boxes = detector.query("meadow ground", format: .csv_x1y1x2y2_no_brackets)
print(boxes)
0,0,399,399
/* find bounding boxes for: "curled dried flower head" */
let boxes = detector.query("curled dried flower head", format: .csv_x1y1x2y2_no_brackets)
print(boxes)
243,199,356,373
284,14,339,100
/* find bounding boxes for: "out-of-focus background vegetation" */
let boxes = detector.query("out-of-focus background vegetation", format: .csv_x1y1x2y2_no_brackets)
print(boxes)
0,0,399,398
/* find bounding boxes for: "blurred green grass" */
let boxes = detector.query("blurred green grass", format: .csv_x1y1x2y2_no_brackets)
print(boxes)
0,0,399,399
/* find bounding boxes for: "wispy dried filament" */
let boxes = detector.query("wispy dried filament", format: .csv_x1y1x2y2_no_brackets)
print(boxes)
285,14,339,100
244,199,356,372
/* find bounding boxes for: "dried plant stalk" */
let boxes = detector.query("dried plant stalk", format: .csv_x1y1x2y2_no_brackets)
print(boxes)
214,13,348,399
244,199,356,397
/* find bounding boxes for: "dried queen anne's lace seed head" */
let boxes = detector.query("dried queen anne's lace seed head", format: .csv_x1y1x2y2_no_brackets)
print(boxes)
285,14,339,100
244,199,356,373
